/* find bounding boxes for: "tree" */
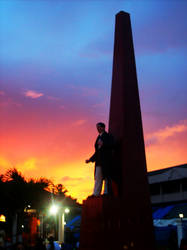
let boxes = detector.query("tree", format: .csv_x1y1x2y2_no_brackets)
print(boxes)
0,168,80,214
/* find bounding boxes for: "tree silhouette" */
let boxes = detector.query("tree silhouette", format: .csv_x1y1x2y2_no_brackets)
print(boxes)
0,168,79,215
0,168,53,214
0,168,81,241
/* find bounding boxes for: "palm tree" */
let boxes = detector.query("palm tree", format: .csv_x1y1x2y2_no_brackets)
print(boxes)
0,168,81,242
0,168,54,217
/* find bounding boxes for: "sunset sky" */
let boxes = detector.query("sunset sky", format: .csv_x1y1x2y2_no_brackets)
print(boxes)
0,1,187,203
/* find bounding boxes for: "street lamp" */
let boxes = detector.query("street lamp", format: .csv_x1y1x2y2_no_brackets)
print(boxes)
179,213,184,219
49,205,59,215
58,207,70,243
49,204,70,243
65,208,70,214
177,213,184,247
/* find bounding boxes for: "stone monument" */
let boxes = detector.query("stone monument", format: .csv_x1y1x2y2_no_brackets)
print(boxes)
80,11,155,250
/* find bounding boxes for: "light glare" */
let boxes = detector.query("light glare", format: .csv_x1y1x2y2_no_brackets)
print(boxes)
49,205,59,215
65,208,70,214
0,215,6,222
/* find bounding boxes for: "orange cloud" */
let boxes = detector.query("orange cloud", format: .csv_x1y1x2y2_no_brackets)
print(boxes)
72,119,87,127
17,158,37,172
145,120,187,145
61,176,83,182
145,120,187,172
24,90,44,99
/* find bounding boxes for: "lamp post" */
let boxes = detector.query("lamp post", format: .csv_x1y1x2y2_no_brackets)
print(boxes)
58,209,64,243
177,213,184,247
49,204,59,240
49,204,70,243
58,207,70,243
179,213,184,220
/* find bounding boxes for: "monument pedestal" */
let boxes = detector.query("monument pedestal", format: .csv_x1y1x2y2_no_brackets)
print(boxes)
80,196,155,250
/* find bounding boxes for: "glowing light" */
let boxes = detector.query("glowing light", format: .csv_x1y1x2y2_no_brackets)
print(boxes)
179,213,184,218
37,219,40,226
0,215,6,222
49,204,59,215
65,208,70,214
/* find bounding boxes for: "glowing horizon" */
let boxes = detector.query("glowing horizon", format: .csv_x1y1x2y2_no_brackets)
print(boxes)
1,1,187,203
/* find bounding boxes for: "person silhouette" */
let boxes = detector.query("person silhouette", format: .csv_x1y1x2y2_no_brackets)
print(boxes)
86,122,114,197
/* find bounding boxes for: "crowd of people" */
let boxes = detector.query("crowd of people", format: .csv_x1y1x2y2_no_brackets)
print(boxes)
0,231,79,250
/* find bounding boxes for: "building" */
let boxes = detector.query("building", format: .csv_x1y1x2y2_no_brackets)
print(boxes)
148,164,187,247
148,163,187,205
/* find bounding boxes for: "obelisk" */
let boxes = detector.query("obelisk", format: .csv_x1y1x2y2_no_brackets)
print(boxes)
108,10,155,249
80,11,155,250
109,11,151,199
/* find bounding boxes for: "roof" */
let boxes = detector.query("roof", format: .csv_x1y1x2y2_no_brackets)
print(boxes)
148,164,187,184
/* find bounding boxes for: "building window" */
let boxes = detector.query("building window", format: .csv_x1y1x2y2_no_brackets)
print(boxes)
162,180,180,194
150,183,160,195
182,179,187,192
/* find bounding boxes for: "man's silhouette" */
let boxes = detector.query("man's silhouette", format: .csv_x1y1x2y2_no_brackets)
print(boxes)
86,122,114,197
